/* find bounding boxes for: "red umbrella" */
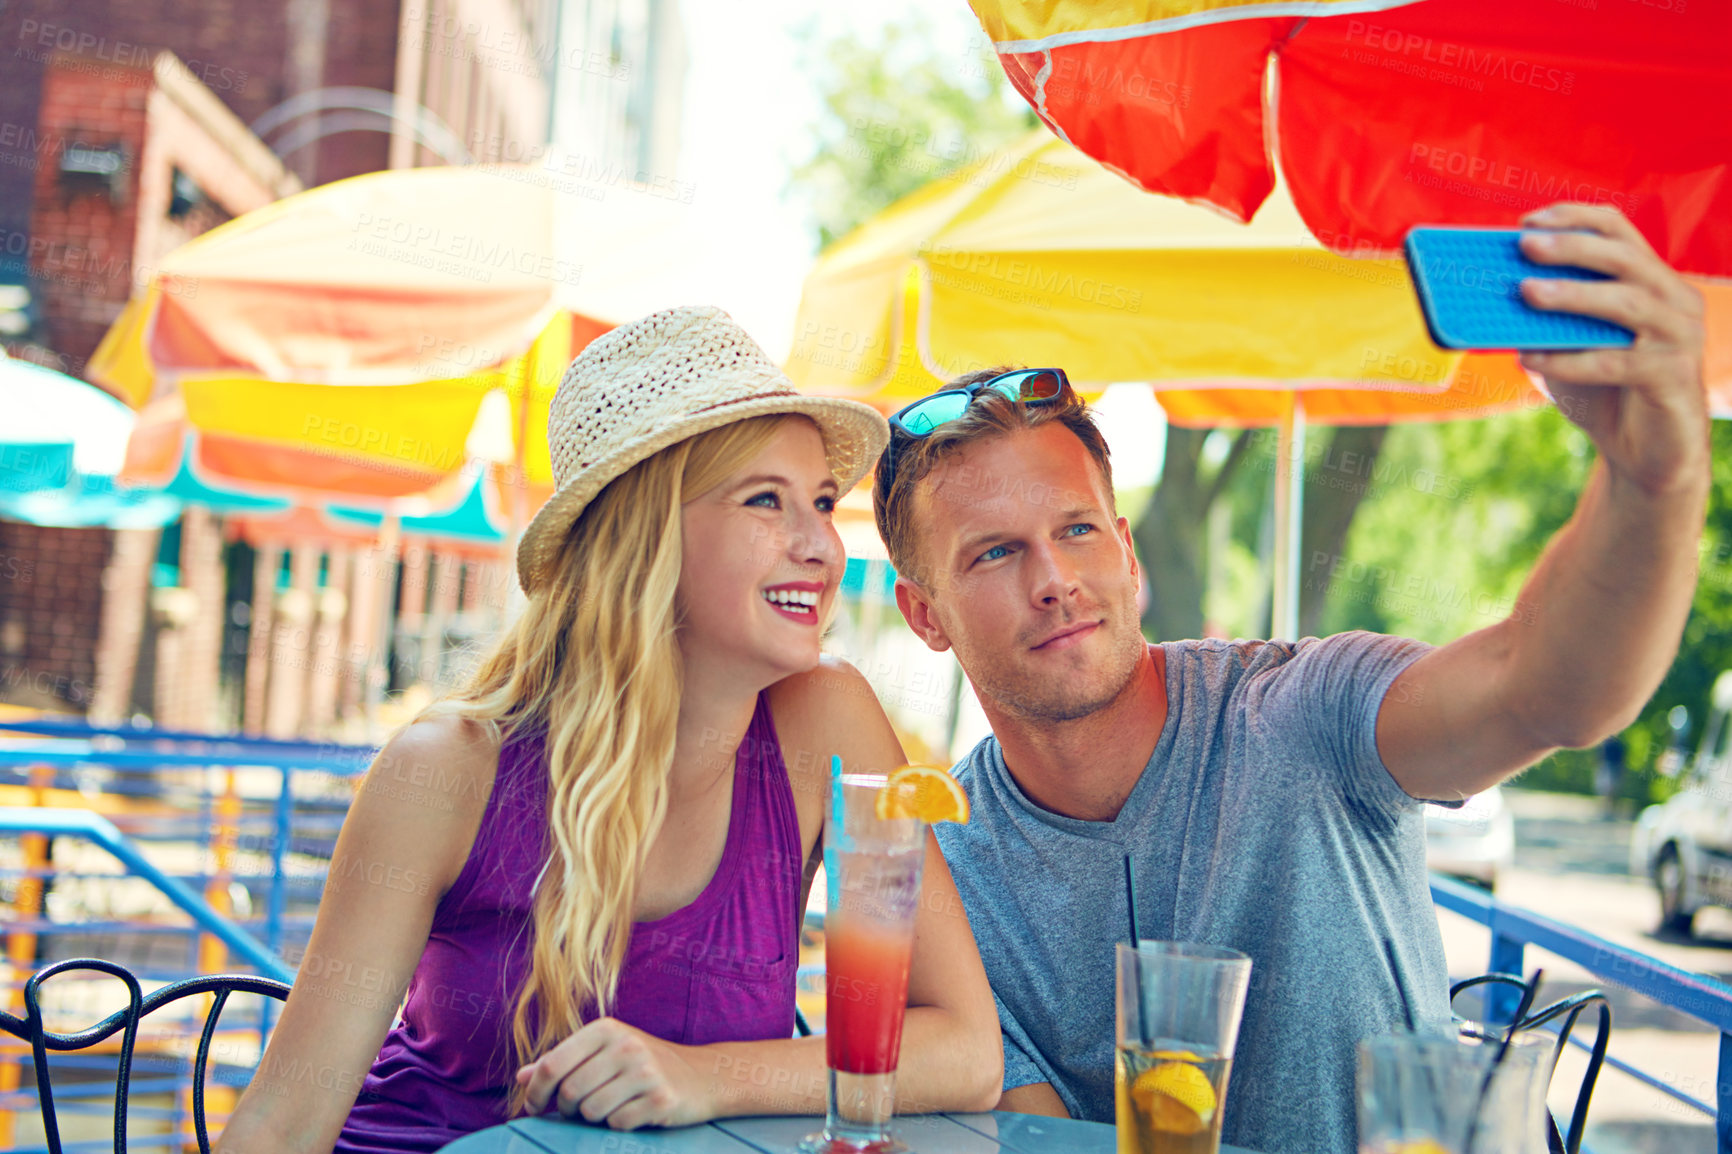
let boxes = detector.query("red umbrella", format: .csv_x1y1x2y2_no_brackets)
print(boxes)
967,0,1731,636
970,0,1732,277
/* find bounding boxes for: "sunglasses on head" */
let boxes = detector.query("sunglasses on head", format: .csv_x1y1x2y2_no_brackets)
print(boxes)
879,368,1070,490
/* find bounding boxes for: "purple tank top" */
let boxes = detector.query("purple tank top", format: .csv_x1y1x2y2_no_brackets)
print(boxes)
334,691,803,1153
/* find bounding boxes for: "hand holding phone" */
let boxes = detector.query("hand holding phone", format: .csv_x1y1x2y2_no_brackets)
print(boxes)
1404,226,1636,351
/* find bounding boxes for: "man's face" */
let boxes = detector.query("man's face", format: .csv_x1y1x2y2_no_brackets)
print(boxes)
895,424,1147,722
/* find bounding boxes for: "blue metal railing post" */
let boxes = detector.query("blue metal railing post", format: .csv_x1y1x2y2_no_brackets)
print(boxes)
0,724,378,1140
268,767,291,956
1488,931,1526,1025
1720,1032,1731,1154
260,765,296,1041
196,770,214,980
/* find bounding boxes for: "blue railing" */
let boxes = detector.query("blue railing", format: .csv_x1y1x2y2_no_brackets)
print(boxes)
0,720,376,1150
0,718,368,759
1432,873,1732,1154
0,810,290,984
0,808,293,1151
0,726,372,963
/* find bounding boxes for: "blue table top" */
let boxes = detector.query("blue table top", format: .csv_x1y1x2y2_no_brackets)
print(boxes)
441,1111,1260,1153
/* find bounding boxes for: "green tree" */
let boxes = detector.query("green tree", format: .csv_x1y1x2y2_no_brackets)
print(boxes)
791,20,1034,248
1313,403,1732,805
1614,419,1732,804
1316,407,1596,790
1320,406,1591,644
1135,423,1393,643
1134,426,1251,642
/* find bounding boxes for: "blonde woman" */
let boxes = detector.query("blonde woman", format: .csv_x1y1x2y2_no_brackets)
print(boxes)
216,308,1002,1154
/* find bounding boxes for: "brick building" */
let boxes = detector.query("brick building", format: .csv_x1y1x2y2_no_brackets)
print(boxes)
391,0,557,167
0,0,551,729
23,50,299,383
1,0,560,371
2,0,397,251
0,523,110,710
0,49,298,724
0,0,684,733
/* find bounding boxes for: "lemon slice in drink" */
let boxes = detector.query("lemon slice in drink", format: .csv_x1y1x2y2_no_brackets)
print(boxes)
1131,1061,1216,1135
876,765,970,823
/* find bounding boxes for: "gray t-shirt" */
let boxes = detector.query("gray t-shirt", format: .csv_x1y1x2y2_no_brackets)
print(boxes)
934,632,1454,1154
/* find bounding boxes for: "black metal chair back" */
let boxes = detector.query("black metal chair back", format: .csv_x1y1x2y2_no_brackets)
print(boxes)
1451,973,1612,1154
0,958,290,1154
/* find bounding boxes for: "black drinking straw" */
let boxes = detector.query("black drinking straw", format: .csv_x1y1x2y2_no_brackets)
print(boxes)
1498,968,1544,1056
1124,852,1150,1046
1384,936,1443,1132
1465,967,1544,1154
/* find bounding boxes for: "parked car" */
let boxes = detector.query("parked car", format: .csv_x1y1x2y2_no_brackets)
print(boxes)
1425,785,1515,890
1631,672,1732,936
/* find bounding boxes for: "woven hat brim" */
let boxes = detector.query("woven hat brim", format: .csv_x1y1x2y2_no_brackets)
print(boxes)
516,396,889,593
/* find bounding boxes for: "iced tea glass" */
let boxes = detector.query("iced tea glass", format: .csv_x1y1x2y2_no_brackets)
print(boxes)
802,772,927,1154
1115,942,1252,1154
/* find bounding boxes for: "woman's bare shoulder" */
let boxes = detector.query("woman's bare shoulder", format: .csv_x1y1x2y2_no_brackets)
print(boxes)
767,654,874,725
364,714,503,820
768,656,905,777
382,713,499,765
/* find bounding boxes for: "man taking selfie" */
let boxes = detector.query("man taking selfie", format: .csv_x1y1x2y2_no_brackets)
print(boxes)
875,205,1707,1154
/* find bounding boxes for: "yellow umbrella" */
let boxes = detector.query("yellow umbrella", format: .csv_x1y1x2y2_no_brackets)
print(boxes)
788,131,1562,634
789,131,1732,634
111,312,585,516
787,130,1542,416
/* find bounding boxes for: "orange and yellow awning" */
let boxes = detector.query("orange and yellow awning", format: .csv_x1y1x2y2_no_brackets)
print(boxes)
90,164,684,500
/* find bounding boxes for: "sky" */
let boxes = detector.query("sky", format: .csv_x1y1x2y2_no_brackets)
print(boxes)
669,0,1168,490
670,2,982,358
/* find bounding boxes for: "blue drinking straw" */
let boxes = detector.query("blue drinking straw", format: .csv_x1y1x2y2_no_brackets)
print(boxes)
826,756,844,913
829,755,845,826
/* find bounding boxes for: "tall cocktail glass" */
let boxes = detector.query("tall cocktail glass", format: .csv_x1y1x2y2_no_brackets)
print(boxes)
802,771,927,1154
1115,942,1252,1154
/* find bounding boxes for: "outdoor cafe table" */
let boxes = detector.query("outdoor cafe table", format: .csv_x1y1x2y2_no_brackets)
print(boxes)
442,1110,1264,1153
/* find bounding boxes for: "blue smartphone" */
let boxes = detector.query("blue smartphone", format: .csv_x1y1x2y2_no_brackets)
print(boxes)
1404,226,1634,351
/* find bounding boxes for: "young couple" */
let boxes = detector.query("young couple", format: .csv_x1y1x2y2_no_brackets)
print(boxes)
219,205,1708,1154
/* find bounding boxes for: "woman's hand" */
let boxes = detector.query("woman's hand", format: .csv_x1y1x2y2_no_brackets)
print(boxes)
516,1017,718,1130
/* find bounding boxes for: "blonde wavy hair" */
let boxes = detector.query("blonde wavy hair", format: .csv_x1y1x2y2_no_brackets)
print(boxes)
421,414,797,1113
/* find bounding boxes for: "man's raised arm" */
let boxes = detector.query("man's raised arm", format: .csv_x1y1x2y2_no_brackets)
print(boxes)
1376,202,1710,804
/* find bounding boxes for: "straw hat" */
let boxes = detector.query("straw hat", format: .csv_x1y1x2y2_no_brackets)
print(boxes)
517,305,889,593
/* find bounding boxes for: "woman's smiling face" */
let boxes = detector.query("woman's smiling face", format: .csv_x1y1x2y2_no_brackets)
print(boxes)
676,417,844,685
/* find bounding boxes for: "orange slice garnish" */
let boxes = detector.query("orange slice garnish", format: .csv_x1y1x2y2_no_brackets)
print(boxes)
876,765,970,823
